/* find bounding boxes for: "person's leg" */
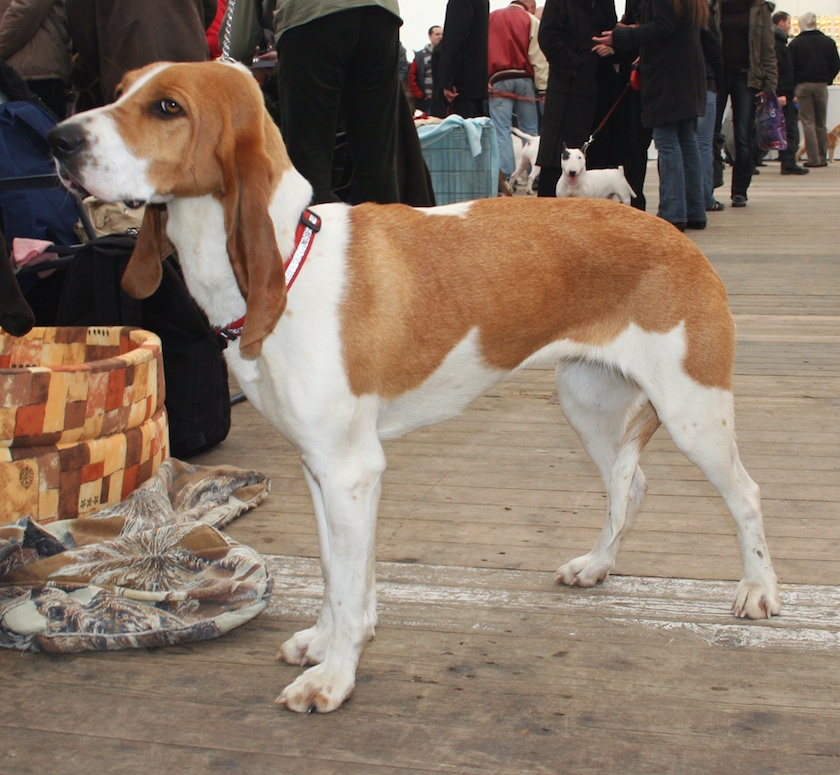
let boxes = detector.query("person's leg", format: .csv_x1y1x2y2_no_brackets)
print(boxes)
490,82,516,179
513,78,540,138
813,83,829,164
652,122,686,226
341,7,401,204
696,90,717,209
679,118,706,227
796,83,819,165
779,101,804,172
276,14,358,203
537,165,561,197
728,73,755,202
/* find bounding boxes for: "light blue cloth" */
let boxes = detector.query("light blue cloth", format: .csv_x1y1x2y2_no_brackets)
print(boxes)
416,117,499,204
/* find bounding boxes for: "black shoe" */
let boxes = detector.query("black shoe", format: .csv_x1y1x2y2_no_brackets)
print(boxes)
781,166,810,175
804,161,828,168
706,200,726,212
731,195,747,207
686,220,707,230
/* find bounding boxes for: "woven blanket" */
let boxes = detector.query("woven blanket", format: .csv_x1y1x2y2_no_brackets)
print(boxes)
0,459,272,652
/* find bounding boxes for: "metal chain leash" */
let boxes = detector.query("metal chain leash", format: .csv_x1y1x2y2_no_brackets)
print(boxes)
220,0,237,62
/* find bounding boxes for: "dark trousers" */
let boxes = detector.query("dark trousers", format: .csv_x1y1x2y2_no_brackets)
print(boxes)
715,72,756,199
276,7,400,204
778,100,800,169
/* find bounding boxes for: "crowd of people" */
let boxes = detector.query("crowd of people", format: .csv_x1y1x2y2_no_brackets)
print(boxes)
0,0,838,222
417,0,838,229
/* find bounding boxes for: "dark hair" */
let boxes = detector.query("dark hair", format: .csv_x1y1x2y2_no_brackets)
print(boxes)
673,0,709,27
772,11,790,24
428,25,442,35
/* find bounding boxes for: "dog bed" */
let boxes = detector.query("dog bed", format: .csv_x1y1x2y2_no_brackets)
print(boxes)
0,326,168,523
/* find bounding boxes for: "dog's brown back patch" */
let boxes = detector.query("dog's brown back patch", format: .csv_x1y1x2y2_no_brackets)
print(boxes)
341,198,734,397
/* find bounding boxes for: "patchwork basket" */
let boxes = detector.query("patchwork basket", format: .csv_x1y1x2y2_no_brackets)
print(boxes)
0,326,169,524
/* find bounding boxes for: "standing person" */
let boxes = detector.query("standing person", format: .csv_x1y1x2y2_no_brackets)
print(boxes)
613,0,654,211
66,0,215,108
595,0,709,230
271,1,403,204
487,0,548,184
432,0,489,118
788,11,840,168
536,0,619,197
713,0,776,207
773,10,808,175
697,4,726,211
409,25,443,114
0,0,70,119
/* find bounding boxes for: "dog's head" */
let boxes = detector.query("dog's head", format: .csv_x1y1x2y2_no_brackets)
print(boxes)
48,61,293,357
560,146,587,183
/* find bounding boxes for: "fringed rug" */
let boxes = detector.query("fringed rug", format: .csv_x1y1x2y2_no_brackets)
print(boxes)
0,459,272,652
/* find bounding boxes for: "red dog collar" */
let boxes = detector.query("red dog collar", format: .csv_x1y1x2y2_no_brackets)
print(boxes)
218,209,321,343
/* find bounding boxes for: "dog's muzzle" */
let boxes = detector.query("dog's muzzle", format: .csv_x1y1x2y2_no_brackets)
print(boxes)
47,124,93,197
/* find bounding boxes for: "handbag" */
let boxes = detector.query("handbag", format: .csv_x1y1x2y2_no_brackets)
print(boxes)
755,90,787,152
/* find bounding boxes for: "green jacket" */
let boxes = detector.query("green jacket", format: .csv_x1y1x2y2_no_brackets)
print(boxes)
221,0,401,62
747,0,777,91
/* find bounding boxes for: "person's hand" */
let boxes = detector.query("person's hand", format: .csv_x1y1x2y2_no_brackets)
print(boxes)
443,86,459,103
593,44,614,57
592,30,614,48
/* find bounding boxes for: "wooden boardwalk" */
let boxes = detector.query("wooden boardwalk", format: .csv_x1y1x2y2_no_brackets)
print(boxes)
2,161,839,774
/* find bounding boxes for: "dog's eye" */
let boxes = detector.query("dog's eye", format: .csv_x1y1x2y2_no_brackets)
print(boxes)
158,99,183,116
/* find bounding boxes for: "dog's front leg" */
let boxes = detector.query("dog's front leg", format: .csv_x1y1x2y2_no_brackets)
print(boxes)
276,435,385,713
276,465,335,667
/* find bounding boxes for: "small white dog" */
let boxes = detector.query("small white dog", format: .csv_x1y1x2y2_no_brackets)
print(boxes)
556,146,636,204
509,127,540,194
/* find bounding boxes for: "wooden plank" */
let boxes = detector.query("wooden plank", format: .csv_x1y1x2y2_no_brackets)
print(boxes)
1,159,838,774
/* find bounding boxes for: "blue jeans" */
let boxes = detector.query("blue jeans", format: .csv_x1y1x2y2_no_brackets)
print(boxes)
696,90,717,209
715,72,756,199
652,119,706,224
489,77,540,178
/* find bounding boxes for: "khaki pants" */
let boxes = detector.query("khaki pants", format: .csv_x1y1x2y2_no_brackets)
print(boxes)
795,82,829,164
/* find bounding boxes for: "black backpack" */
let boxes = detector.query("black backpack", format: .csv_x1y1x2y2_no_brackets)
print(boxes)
56,234,231,458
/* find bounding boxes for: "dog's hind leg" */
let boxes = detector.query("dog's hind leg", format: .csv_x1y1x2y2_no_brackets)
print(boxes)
555,361,658,586
646,379,780,618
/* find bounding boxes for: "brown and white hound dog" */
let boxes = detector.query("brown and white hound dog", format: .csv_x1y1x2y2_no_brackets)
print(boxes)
48,61,780,713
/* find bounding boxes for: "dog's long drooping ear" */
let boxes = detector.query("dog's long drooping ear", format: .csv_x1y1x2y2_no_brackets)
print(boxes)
122,204,172,299
217,111,287,359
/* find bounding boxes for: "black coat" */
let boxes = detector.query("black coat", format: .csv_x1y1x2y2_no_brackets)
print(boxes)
436,0,489,101
788,28,840,85
773,25,794,97
536,0,619,168
612,0,705,127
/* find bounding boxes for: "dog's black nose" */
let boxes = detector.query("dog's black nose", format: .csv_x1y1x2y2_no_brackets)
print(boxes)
47,124,86,161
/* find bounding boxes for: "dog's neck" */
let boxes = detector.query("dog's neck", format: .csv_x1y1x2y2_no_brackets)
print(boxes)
166,163,313,332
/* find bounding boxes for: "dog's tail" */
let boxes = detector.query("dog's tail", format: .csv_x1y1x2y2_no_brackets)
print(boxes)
618,166,638,199
511,127,536,143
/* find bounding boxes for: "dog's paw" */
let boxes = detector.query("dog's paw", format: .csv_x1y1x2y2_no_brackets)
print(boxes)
556,553,613,587
732,581,781,619
277,625,331,666
275,664,355,714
